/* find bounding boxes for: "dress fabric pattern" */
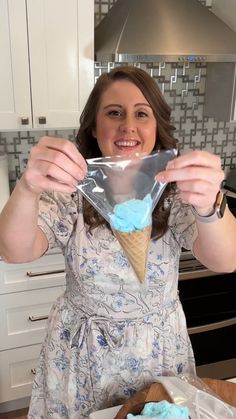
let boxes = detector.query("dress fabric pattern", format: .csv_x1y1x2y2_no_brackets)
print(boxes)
28,192,197,419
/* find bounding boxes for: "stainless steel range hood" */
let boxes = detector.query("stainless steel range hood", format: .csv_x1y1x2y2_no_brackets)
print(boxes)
95,0,236,62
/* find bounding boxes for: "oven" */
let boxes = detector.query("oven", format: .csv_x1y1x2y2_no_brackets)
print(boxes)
178,193,236,380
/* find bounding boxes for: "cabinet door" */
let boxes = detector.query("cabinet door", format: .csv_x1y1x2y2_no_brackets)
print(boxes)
0,285,65,350
0,252,65,294
0,0,32,130
0,344,41,403
27,0,94,129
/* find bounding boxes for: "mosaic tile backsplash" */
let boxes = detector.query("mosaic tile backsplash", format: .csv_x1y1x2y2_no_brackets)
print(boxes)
0,0,236,191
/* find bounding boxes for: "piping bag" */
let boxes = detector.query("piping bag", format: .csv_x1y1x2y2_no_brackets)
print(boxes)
77,149,177,282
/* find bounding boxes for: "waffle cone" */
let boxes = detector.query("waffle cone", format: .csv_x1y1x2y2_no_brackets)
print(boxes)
113,225,152,283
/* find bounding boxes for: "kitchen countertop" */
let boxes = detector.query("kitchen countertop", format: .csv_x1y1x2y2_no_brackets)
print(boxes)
89,405,122,419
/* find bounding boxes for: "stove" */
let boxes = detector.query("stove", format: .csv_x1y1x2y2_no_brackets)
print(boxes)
178,248,236,380
179,251,218,281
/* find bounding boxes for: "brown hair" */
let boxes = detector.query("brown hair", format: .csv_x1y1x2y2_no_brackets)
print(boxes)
76,66,177,239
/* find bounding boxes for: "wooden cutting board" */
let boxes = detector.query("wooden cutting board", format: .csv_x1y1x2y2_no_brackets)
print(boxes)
115,378,236,418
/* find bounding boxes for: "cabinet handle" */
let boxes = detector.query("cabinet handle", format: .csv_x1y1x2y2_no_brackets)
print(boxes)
29,315,49,322
21,117,29,125
26,269,65,277
38,116,47,124
31,368,36,375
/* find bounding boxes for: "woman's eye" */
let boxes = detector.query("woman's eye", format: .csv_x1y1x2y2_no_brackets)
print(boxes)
137,110,148,118
107,110,122,117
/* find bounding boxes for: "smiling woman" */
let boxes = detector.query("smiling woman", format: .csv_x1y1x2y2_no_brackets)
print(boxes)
77,66,176,160
92,80,157,156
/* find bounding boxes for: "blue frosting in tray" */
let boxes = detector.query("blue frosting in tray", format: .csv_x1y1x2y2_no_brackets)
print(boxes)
127,400,189,419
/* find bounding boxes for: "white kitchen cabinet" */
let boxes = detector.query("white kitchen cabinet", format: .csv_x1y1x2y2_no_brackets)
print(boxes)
0,252,65,294
0,252,66,407
0,344,42,403
0,285,65,350
0,0,94,131
0,0,30,130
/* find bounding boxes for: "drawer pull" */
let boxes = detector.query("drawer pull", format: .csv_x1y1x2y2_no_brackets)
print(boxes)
31,368,36,375
38,116,47,124
26,269,65,277
188,317,236,335
21,117,29,125
29,315,49,322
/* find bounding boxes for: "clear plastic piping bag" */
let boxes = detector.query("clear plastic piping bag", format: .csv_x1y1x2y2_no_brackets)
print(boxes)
157,375,236,419
77,149,177,282
77,149,177,224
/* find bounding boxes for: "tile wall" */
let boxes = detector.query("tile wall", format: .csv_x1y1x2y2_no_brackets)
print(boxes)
0,0,236,191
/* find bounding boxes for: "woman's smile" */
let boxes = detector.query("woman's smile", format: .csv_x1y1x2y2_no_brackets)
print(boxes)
114,138,142,152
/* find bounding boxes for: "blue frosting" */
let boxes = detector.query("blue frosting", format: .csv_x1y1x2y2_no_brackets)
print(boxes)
127,401,189,419
110,194,152,232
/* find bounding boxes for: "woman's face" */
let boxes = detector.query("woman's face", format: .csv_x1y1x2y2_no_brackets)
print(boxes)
93,80,157,157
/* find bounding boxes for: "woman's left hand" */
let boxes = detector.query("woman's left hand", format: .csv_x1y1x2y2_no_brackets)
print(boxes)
156,150,225,216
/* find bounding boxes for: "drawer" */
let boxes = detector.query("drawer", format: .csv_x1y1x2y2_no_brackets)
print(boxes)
0,286,65,351
0,344,41,403
0,253,65,294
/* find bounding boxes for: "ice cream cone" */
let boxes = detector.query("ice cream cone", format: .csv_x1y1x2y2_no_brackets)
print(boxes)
113,224,152,283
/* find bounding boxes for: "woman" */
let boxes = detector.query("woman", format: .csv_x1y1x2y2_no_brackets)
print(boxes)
0,66,235,418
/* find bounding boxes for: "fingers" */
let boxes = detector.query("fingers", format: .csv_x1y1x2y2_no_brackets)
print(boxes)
24,171,77,194
157,166,224,187
155,150,225,212
166,150,222,170
23,136,87,193
37,136,87,172
29,146,85,183
175,181,219,208
28,160,79,186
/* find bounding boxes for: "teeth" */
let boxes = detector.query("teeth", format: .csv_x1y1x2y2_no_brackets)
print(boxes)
115,140,138,147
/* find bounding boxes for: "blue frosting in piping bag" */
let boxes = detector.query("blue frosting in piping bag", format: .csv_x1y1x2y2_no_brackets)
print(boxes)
110,194,152,232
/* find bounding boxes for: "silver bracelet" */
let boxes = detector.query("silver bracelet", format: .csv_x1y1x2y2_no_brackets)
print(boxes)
191,205,219,223
191,191,227,223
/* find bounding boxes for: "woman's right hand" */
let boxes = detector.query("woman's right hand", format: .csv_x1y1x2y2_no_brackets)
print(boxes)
21,136,87,194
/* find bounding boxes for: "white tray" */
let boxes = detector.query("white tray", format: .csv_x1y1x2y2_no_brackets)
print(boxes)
89,405,122,419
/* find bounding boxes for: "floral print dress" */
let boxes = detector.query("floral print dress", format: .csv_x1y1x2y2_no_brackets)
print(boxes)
28,191,197,419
